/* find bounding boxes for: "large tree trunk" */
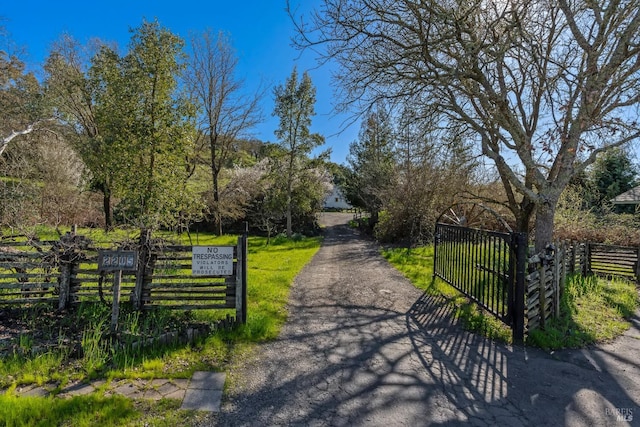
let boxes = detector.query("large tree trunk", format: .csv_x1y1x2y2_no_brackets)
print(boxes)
514,197,536,235
533,196,559,253
97,181,113,232
369,210,379,231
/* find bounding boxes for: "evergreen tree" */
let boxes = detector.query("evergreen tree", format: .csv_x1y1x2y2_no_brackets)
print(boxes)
272,67,324,237
346,104,395,227
589,148,638,213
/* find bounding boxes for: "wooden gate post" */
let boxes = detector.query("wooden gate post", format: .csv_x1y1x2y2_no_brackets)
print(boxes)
57,254,72,310
235,222,249,324
111,270,122,333
241,223,248,324
57,242,79,310
512,232,527,343
635,247,640,283
583,242,591,277
569,241,576,275
538,261,547,330
133,229,151,310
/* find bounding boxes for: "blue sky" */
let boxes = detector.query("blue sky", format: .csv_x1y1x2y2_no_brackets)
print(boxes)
1,1,357,164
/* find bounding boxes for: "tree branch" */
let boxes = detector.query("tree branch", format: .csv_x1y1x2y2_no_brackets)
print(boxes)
0,122,44,157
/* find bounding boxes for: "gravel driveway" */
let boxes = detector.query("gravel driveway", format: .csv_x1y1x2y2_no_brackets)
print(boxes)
211,212,640,426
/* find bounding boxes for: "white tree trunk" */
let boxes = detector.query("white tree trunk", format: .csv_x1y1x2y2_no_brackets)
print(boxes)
0,124,38,157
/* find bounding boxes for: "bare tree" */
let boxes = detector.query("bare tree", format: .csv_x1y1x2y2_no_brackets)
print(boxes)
291,0,640,250
184,29,264,235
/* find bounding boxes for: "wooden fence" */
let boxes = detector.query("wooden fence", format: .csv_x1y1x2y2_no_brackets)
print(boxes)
585,243,640,281
525,241,639,332
433,223,640,337
0,232,248,324
526,244,567,332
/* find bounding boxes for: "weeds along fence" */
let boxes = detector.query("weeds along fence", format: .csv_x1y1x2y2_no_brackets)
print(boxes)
0,231,248,325
526,241,640,331
435,223,640,339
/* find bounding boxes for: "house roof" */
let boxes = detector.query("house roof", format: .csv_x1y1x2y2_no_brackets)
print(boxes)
611,185,640,204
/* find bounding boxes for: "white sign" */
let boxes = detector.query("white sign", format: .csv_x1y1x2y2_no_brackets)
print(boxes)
192,246,234,276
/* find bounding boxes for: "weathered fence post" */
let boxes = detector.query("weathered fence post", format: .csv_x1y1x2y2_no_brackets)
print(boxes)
133,229,151,310
569,241,576,275
553,244,562,319
512,232,527,343
242,222,248,324
57,233,82,310
583,242,591,277
635,247,640,283
111,269,122,333
538,257,547,330
57,253,72,310
235,223,248,324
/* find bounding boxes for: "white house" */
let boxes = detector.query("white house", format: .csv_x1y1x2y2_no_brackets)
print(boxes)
323,186,352,210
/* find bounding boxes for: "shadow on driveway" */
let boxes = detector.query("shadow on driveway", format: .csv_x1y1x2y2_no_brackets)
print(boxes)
214,213,639,426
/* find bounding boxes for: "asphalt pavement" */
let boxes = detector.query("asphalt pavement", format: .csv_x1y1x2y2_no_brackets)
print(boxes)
211,212,640,426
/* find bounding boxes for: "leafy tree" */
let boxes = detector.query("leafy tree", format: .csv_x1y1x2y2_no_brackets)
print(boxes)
245,157,331,241
184,29,264,235
44,35,114,227
0,32,47,157
272,66,325,236
111,20,198,230
324,161,350,188
59,20,200,231
346,104,395,227
292,0,640,251
589,148,638,213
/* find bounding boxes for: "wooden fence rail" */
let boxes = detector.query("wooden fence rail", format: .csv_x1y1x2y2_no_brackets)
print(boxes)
525,240,640,333
0,231,248,325
526,243,567,332
434,225,640,337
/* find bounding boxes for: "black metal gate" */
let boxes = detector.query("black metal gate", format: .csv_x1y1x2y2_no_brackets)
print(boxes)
433,223,527,342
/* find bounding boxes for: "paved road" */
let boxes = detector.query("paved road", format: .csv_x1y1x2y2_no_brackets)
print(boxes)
212,213,640,426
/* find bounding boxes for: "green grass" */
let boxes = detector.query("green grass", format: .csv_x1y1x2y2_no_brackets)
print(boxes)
0,231,322,426
0,393,203,427
382,245,639,349
433,239,514,318
527,274,638,350
382,246,512,343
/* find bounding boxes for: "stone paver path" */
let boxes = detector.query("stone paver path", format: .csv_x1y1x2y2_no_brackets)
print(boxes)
8,371,226,412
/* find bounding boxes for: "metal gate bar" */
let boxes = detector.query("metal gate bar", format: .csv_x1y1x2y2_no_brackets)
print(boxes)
434,223,526,342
